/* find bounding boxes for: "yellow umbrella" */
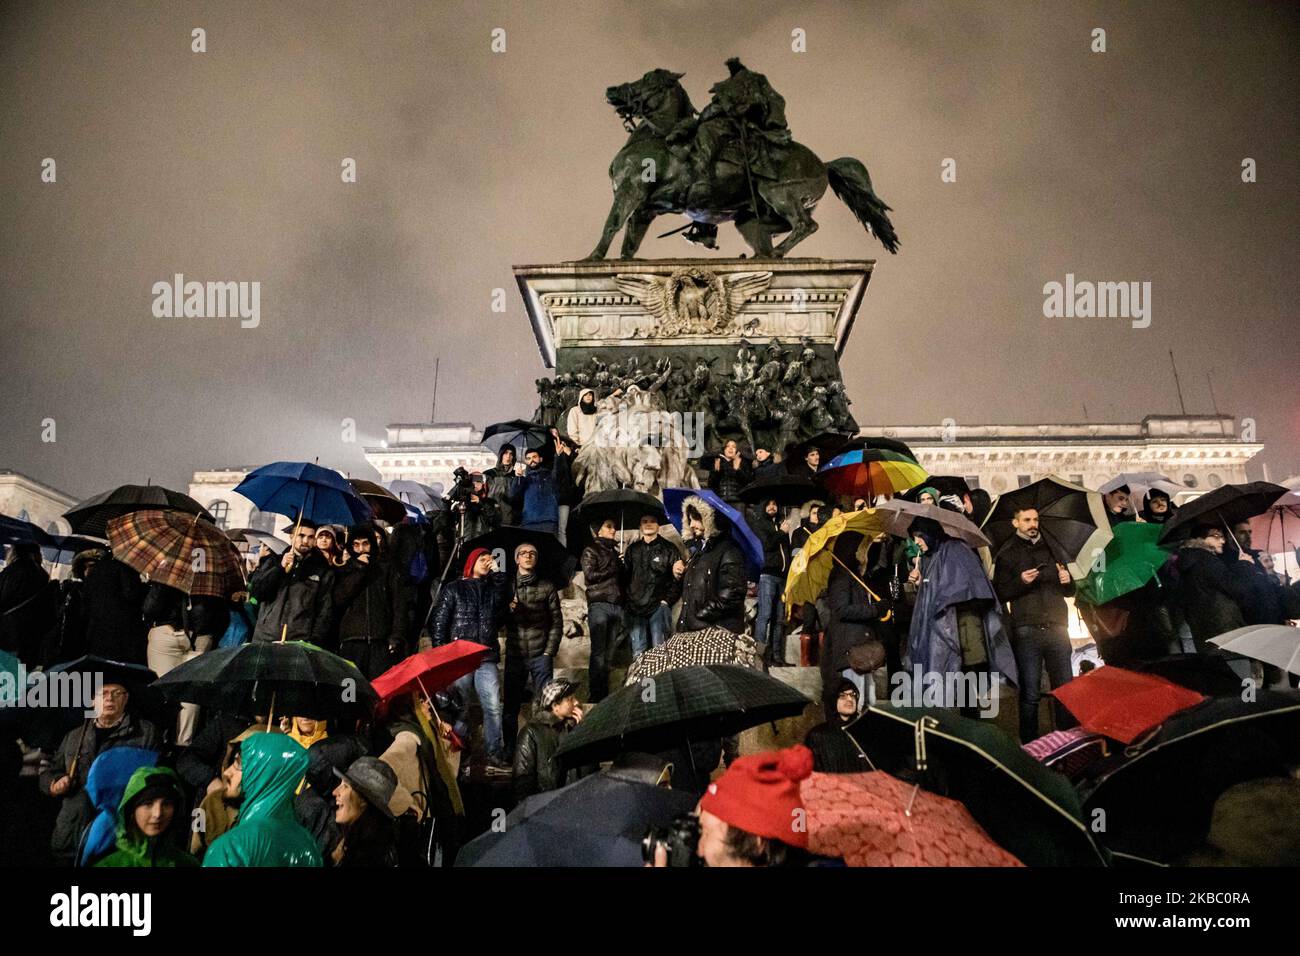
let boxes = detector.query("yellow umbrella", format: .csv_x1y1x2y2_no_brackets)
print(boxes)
783,509,897,613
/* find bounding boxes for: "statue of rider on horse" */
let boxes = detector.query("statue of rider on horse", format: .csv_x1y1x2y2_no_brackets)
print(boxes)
587,58,899,260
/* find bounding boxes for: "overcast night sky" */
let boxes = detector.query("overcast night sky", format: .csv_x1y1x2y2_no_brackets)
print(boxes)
2,0,1297,500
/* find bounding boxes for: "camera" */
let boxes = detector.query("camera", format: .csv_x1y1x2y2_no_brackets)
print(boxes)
446,467,476,505
642,814,702,867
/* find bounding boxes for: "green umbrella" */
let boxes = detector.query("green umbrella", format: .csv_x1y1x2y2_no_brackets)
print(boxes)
1074,521,1173,607
846,703,1109,866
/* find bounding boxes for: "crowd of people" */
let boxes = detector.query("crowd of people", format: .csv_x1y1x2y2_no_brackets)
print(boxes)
3,401,1299,869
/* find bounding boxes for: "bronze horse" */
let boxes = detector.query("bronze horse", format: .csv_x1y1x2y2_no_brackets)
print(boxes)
586,69,899,260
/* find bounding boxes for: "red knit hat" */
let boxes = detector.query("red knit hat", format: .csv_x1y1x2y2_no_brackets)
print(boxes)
699,744,814,848
462,547,491,578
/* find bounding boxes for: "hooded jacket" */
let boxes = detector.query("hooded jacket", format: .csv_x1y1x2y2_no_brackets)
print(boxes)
565,390,599,446
505,571,563,658
485,448,520,525
95,766,198,867
673,496,747,634
331,554,408,649
249,549,335,647
624,534,681,616
202,733,323,867
432,570,509,662
77,746,159,866
580,536,625,606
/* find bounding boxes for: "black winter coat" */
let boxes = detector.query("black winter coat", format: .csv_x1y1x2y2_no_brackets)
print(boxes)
512,711,596,800
81,558,147,664
432,572,508,662
674,535,747,634
581,537,625,606
805,716,866,774
332,558,408,649
823,564,878,673
505,573,563,658
1175,542,1251,646
248,550,336,647
0,558,53,665
992,534,1075,628
708,458,753,503
624,536,680,617
752,513,790,577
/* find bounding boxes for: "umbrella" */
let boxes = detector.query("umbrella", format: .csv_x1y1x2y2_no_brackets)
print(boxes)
347,479,407,524
818,441,928,501
1099,472,1188,512
41,534,106,566
1073,521,1174,607
801,770,1024,867
566,488,668,555
624,627,760,685
899,475,972,503
35,657,162,763
0,513,55,548
662,488,764,578
1248,489,1300,555
846,704,1109,866
228,528,288,556
554,664,811,768
386,480,443,512
455,525,578,590
1050,666,1206,744
107,510,245,597
1130,654,1243,696
782,508,897,610
455,770,697,867
234,461,372,529
371,643,492,705
1158,480,1288,545
1209,624,1300,677
783,430,858,470
873,498,989,549
481,419,550,454
152,639,378,721
1078,692,1300,865
981,475,1112,580
64,485,214,538
737,473,825,507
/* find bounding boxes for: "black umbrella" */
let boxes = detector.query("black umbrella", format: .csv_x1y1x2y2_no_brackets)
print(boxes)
26,657,163,759
1157,481,1287,545
455,525,578,590
737,473,825,507
1130,655,1243,697
347,479,407,525
554,664,811,768
1,513,56,548
846,703,1109,867
481,419,551,454
783,430,858,469
455,770,697,867
1078,692,1300,865
64,484,214,538
566,489,668,556
981,475,1112,579
152,640,379,721
899,475,972,503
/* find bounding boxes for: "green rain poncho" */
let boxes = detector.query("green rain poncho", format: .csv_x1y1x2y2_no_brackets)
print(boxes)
94,766,198,868
202,732,322,867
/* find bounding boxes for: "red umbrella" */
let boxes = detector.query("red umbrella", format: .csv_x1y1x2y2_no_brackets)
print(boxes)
372,642,491,706
1051,666,1206,745
802,771,1023,867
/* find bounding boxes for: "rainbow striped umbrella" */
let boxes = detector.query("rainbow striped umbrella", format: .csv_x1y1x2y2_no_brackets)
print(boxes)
818,441,928,500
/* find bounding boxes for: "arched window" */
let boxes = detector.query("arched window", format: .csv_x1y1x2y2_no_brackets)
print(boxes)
208,499,230,530
1207,473,1222,488
1183,474,1199,489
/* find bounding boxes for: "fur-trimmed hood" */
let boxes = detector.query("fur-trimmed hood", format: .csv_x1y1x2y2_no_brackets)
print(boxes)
680,494,722,541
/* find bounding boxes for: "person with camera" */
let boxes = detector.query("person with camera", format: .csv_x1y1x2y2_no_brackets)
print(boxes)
645,744,814,867
432,547,511,774
445,470,501,542
991,506,1076,743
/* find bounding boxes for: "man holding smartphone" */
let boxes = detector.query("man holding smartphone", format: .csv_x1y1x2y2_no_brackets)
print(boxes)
991,507,1077,743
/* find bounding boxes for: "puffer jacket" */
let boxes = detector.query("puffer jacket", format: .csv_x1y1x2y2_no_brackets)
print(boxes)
248,550,335,647
39,712,160,863
624,536,680,617
202,733,322,867
673,497,747,634
432,572,509,662
581,537,625,606
505,572,563,658
512,709,597,800
707,456,753,503
1175,540,1251,646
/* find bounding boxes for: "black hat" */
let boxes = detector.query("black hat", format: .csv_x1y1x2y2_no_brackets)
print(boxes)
334,756,398,820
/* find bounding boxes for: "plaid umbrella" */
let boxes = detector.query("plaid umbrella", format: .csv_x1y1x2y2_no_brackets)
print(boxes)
64,484,214,538
152,639,378,720
624,627,759,685
847,704,1109,866
802,771,1024,867
818,442,928,501
554,664,811,768
107,509,244,597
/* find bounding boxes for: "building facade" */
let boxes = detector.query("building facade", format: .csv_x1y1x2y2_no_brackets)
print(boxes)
0,470,78,535
187,468,282,534
362,423,496,490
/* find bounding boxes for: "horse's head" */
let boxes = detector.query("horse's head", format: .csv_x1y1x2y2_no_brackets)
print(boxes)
606,69,691,132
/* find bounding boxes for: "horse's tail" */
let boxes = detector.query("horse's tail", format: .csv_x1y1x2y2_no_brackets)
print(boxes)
827,157,899,254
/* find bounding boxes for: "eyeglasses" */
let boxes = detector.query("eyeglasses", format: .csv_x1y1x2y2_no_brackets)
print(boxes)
101,689,128,700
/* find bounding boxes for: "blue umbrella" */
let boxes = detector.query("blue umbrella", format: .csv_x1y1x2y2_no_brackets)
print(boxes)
662,488,763,578
1,513,55,549
234,461,371,528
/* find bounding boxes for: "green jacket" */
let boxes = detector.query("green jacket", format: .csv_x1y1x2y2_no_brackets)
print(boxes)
94,766,198,868
202,733,322,868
